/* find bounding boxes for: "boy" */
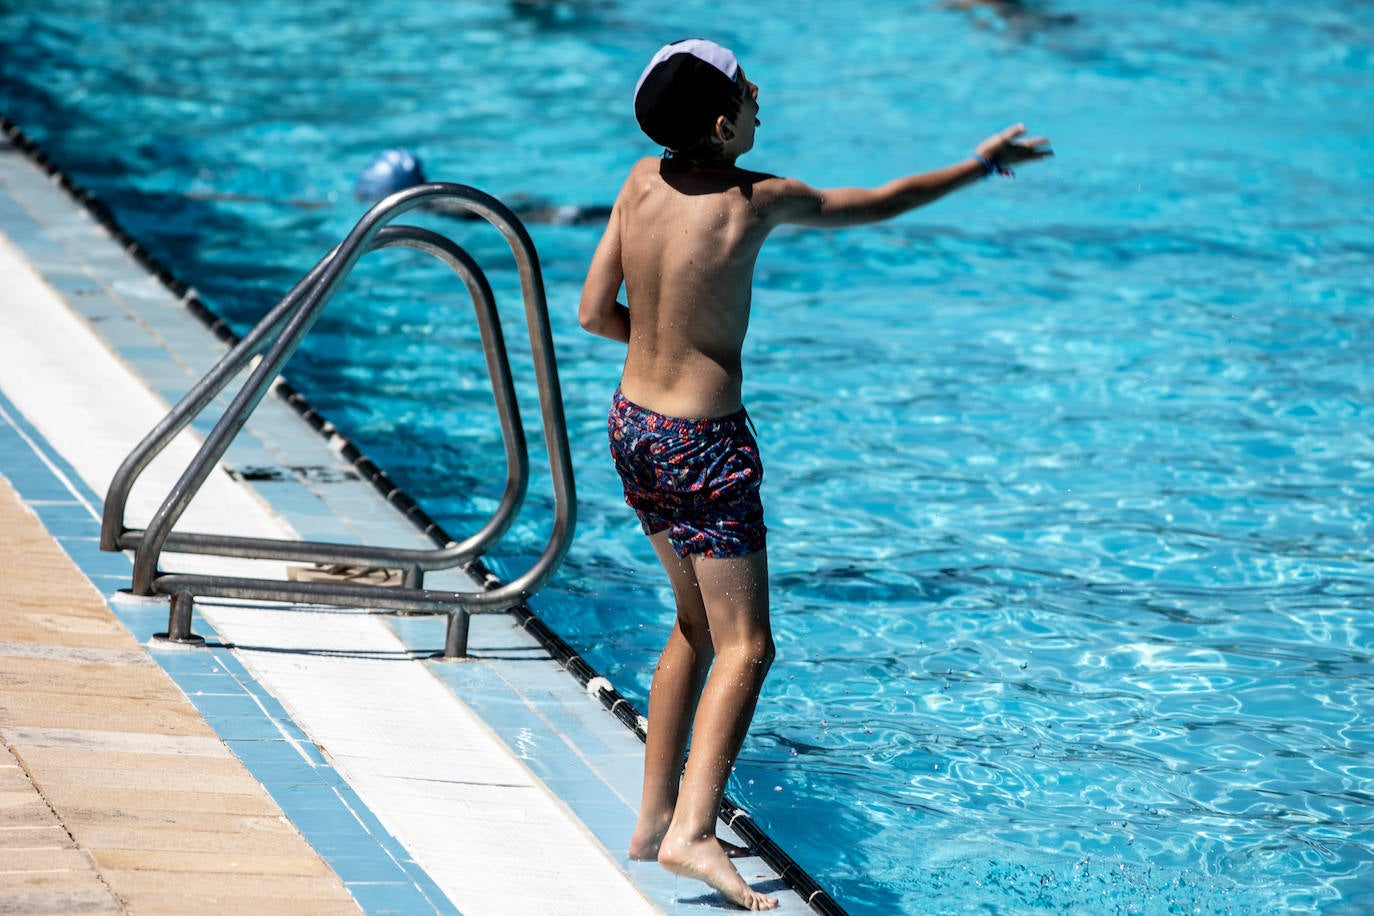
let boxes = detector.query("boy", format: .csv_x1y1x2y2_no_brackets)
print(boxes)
579,38,1051,910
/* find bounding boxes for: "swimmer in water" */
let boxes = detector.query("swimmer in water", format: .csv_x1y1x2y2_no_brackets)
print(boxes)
354,148,611,225
187,149,613,224
579,38,1050,910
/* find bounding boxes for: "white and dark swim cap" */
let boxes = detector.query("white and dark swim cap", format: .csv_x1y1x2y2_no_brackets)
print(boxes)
633,39,741,151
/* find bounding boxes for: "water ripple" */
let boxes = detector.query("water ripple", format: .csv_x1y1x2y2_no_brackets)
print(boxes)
7,1,1373,912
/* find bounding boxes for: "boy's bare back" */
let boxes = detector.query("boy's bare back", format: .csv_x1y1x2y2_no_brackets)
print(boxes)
586,157,779,420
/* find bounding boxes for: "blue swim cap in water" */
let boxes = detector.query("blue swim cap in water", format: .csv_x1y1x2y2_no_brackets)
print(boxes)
354,148,426,202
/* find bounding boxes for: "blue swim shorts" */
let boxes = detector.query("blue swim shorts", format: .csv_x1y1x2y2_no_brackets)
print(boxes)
607,389,766,559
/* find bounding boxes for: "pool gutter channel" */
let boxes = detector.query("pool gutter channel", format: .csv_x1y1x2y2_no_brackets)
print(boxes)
0,114,848,916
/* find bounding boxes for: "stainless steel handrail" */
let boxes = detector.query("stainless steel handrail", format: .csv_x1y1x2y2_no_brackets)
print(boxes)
107,225,529,577
99,184,577,656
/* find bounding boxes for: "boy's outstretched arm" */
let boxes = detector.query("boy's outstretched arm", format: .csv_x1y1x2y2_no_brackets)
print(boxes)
579,200,631,343
768,124,1052,229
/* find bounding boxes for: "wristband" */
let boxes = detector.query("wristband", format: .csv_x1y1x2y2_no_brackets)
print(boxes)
974,153,1013,178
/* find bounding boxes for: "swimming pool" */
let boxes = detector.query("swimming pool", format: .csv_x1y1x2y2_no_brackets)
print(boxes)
3,1,1371,912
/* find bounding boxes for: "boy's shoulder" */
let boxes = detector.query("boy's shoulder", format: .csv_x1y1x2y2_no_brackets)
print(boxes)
613,158,817,233
620,157,793,201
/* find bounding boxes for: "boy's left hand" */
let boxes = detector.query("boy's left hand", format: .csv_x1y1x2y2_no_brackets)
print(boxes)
976,124,1054,168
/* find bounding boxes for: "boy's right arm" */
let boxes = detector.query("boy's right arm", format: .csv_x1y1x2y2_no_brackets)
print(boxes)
767,124,1051,229
578,198,631,343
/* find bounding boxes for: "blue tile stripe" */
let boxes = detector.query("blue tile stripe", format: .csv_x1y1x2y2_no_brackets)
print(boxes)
0,388,456,915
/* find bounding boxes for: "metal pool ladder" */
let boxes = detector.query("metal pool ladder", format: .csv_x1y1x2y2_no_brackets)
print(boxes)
99,183,575,658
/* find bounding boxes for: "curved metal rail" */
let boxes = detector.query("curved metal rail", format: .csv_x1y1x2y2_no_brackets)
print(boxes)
99,184,577,656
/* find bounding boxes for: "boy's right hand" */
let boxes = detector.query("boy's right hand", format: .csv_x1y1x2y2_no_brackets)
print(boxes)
976,124,1054,169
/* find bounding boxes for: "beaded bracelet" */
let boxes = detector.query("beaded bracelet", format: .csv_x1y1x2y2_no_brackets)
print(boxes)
975,153,1013,178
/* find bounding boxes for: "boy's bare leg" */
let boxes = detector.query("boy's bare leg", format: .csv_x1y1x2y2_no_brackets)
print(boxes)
630,531,714,860
657,549,778,911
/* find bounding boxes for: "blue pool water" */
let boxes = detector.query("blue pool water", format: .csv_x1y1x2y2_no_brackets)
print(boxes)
4,2,1372,912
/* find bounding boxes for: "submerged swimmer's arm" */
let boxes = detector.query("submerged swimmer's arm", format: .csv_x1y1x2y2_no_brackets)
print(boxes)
765,124,1052,229
578,200,630,343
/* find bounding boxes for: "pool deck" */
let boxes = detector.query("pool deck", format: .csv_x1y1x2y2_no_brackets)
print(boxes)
0,128,818,914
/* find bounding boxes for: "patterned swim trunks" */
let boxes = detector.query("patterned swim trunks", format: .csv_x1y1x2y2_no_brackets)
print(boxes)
607,388,766,559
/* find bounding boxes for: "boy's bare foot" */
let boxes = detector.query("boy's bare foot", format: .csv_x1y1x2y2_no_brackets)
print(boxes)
630,824,752,862
629,809,673,861
658,834,778,910
628,826,664,862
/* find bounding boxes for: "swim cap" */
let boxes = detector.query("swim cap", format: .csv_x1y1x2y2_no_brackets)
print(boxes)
633,39,741,151
354,148,426,202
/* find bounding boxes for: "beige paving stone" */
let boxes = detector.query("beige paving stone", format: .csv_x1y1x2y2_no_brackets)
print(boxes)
27,765,266,802
71,822,304,857
0,847,92,873
0,789,45,810
10,757,258,796
29,785,286,820
108,890,356,916
15,747,242,776
0,763,36,790
0,658,175,699
0,538,122,651
90,848,331,877
0,799,55,826
100,868,357,902
0,825,73,849
66,765,264,795
0,870,110,895
0,744,58,836
0,692,213,735
3,727,229,760
0,604,131,640
54,807,293,835
0,890,119,915
0,643,155,667
0,610,131,649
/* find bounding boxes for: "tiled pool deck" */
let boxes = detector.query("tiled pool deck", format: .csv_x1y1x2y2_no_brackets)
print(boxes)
0,127,819,913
